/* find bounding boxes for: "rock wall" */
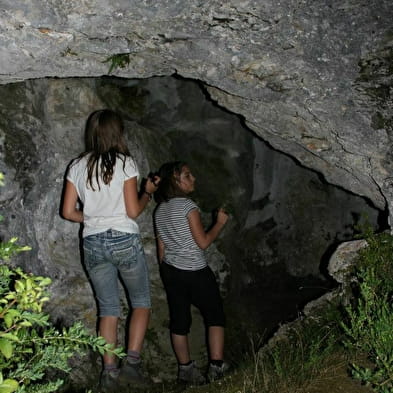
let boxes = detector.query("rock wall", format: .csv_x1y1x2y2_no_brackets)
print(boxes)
0,0,392,221
1,0,392,384
0,76,381,388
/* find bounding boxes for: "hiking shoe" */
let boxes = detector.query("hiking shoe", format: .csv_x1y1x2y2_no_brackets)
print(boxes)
118,359,151,388
178,360,206,385
207,362,230,382
99,368,120,393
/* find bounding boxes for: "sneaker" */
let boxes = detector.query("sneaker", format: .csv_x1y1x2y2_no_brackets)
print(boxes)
118,359,151,388
178,360,206,385
207,362,230,382
99,368,120,393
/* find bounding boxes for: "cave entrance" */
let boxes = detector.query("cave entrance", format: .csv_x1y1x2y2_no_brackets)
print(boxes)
0,74,385,383
115,74,384,344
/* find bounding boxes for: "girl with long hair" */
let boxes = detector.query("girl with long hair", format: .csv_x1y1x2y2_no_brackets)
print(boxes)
62,109,158,392
154,161,229,385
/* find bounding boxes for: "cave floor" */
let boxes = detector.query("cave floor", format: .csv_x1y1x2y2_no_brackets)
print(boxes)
141,352,375,393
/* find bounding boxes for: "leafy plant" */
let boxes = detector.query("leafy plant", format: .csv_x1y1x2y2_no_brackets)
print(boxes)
0,264,125,393
0,237,31,261
102,53,130,74
341,230,393,393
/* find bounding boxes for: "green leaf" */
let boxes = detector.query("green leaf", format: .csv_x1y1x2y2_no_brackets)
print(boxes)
14,280,24,293
3,309,20,328
0,378,18,393
3,314,12,329
39,278,52,287
0,333,19,342
0,338,13,359
19,321,32,327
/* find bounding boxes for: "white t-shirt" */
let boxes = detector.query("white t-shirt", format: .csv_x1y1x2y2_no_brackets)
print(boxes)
67,154,140,238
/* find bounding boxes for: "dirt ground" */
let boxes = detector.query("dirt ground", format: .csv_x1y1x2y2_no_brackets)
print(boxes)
112,353,376,393
301,354,375,393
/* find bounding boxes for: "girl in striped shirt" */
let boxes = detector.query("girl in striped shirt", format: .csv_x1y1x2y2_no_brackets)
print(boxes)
154,161,229,384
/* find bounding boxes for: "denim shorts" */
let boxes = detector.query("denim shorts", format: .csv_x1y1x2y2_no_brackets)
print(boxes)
83,229,151,317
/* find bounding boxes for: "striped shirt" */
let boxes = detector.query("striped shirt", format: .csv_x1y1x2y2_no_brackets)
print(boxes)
154,197,207,271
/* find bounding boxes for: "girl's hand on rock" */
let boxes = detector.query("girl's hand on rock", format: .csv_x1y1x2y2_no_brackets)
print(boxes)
217,208,229,225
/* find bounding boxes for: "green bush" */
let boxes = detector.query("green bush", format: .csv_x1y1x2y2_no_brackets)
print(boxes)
0,262,125,393
341,230,393,393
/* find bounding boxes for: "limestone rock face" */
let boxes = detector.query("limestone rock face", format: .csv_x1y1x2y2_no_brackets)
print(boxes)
0,0,392,387
327,239,368,285
0,0,392,218
0,75,380,386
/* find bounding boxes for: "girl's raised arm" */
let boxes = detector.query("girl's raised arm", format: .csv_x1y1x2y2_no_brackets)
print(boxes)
124,176,158,219
188,208,228,250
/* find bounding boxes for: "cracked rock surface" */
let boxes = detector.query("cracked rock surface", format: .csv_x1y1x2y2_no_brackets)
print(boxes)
0,0,392,217
0,0,391,387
